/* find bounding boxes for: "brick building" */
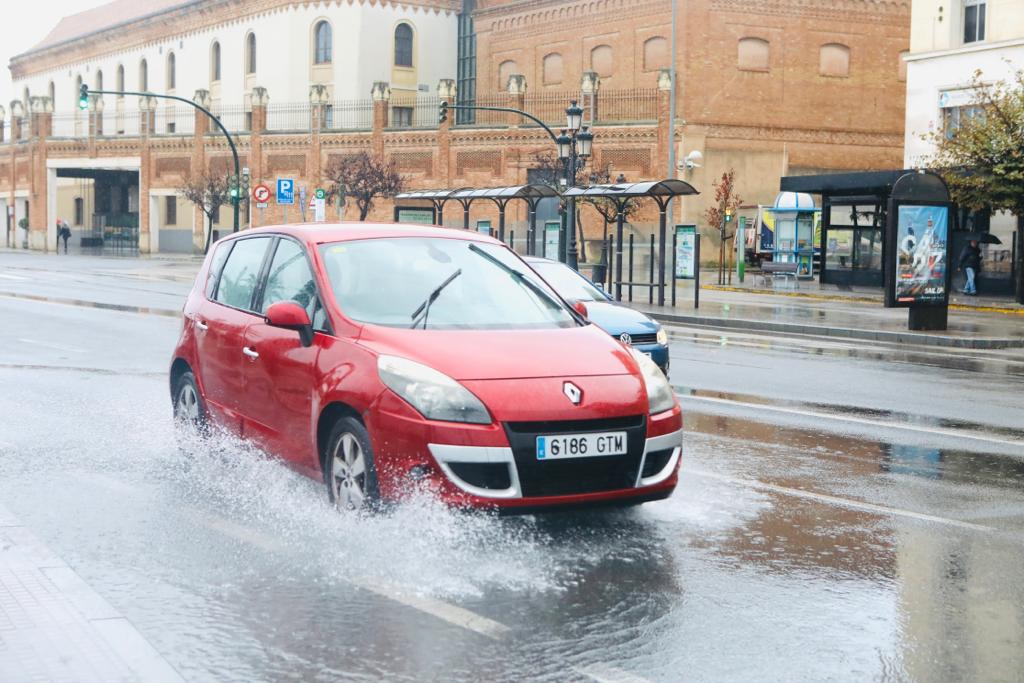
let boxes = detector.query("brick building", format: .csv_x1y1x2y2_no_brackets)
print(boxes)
1,0,909,257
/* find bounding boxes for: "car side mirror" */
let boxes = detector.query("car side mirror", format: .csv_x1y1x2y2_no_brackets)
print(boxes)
571,300,589,319
265,301,314,347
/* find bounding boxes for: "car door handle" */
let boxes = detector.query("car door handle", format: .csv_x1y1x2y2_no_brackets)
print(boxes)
242,346,259,360
195,319,208,331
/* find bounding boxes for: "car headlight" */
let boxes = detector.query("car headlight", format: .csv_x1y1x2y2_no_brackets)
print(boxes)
656,327,668,346
630,348,675,414
377,355,492,424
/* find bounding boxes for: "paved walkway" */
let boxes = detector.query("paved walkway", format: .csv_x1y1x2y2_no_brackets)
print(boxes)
0,504,182,682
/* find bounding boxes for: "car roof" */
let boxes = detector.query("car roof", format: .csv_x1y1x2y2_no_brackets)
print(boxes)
221,222,505,247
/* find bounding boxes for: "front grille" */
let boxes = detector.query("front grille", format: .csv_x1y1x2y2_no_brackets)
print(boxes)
625,332,659,345
504,415,646,497
641,448,674,478
448,462,511,491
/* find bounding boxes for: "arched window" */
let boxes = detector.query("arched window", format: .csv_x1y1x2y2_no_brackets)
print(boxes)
819,43,850,77
314,21,332,64
48,81,55,108
737,37,770,71
74,197,84,225
394,23,413,67
497,60,517,90
245,32,256,75
542,53,563,85
211,41,221,81
23,86,30,107
166,52,175,89
139,58,148,90
590,45,613,78
643,37,668,71
95,70,103,90
116,64,124,92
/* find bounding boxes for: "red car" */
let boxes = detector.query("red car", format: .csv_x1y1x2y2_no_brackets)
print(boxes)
170,224,682,512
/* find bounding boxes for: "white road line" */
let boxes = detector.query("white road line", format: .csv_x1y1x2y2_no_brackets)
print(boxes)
574,664,654,683
18,337,87,353
678,394,1024,450
687,468,994,532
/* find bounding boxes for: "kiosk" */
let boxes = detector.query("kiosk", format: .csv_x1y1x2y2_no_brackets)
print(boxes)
767,192,818,279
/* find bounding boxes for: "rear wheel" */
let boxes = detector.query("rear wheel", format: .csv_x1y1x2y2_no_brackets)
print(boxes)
325,417,380,512
172,370,207,431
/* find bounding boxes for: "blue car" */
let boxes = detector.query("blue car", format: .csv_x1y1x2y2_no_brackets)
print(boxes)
524,257,670,376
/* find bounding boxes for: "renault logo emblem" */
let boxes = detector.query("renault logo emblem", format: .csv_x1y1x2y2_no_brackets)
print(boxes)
563,381,582,405
619,333,632,345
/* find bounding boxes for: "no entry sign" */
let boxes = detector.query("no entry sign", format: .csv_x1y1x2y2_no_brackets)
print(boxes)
252,183,271,204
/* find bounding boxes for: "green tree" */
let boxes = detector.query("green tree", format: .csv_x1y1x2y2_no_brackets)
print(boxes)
926,67,1024,301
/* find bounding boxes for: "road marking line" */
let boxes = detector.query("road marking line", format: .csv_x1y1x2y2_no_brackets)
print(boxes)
574,664,654,683
678,394,1024,450
18,338,87,353
687,468,994,532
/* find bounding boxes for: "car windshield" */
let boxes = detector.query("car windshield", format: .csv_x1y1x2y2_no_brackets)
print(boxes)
530,261,608,302
319,237,578,330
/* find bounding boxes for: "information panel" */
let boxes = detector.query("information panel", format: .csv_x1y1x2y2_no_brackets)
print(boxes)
893,204,949,305
395,207,435,225
674,224,696,279
543,221,561,260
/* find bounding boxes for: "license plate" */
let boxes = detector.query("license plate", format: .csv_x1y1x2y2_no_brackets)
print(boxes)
536,431,627,460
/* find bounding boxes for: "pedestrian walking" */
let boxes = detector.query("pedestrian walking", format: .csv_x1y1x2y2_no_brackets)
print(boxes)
958,239,982,296
57,220,72,254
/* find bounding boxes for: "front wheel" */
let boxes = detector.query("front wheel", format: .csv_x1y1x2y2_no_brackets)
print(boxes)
324,417,380,512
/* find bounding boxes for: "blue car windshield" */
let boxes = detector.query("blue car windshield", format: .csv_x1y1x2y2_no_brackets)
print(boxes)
530,261,608,302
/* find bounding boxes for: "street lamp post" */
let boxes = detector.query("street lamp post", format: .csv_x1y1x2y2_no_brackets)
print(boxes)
558,101,593,270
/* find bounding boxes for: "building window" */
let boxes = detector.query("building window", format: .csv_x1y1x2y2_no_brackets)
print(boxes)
395,23,414,67
116,65,124,94
643,37,668,71
590,45,613,78
166,53,175,90
738,37,770,71
74,197,84,225
497,59,517,90
542,53,563,85
166,196,177,226
246,32,256,75
964,0,986,43
314,21,332,64
392,106,413,127
139,59,148,90
819,43,850,77
943,103,984,138
211,41,221,81
95,70,103,91
48,81,55,109
456,0,477,124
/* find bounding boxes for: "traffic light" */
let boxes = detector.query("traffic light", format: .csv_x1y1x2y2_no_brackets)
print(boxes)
78,84,89,110
438,100,448,124
724,208,733,223
240,169,250,199
227,174,239,200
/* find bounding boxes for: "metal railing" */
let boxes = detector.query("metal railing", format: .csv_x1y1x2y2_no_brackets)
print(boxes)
267,102,311,132
386,95,440,130
213,105,248,134
325,99,373,131
452,93,510,127
594,89,659,123
155,106,195,135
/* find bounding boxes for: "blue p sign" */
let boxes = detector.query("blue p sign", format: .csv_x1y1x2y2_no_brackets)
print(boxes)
276,178,295,205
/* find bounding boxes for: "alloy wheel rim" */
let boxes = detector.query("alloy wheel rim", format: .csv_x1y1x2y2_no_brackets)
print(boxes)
175,384,199,423
332,433,367,511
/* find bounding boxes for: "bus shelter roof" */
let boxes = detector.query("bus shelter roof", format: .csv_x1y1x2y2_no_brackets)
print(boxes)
563,179,700,199
394,188,472,201
450,184,561,200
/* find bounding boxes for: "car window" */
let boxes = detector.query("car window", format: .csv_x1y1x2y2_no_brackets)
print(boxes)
214,237,271,311
204,240,233,299
531,261,608,302
319,237,576,330
259,238,318,317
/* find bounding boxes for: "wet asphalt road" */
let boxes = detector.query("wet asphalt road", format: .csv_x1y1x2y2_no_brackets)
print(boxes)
1,252,1023,682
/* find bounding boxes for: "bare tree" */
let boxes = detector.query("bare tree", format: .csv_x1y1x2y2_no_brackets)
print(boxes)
704,169,743,284
178,169,232,254
324,152,404,221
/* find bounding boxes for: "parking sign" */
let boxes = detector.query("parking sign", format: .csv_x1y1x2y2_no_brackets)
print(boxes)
276,178,295,205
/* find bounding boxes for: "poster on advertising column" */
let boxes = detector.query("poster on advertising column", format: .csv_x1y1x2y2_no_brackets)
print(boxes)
674,225,696,279
893,204,949,305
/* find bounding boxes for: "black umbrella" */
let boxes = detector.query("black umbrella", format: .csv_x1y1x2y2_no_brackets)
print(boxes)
962,232,1002,245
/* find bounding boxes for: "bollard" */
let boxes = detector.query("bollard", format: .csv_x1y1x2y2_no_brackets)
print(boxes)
672,230,677,308
648,233,655,305
628,233,635,302
694,234,701,309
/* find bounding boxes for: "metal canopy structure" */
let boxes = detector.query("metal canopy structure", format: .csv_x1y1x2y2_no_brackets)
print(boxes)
396,184,560,245
565,179,700,304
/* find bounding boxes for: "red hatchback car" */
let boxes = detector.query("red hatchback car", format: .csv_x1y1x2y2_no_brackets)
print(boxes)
170,224,682,512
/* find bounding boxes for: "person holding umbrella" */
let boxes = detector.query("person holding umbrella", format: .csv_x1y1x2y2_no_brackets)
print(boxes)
958,238,983,295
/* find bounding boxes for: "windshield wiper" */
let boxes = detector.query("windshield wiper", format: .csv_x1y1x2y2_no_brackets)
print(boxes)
467,243,565,312
410,269,462,329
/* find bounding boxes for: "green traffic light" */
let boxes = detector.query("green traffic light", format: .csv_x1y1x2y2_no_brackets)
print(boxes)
78,84,89,110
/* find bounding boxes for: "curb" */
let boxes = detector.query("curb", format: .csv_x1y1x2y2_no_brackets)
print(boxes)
700,284,1024,316
650,311,1024,350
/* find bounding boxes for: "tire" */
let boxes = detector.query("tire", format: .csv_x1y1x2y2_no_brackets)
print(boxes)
172,370,207,432
324,416,380,512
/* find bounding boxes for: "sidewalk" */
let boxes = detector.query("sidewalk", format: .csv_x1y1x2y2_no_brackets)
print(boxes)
0,503,182,682
637,275,1024,350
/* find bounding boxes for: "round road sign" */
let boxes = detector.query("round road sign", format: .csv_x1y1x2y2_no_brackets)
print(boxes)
252,183,271,203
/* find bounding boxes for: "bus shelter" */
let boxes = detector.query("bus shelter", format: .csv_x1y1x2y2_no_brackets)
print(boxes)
395,184,560,247
565,180,699,305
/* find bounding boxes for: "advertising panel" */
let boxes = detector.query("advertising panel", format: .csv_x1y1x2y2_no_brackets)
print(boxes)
674,224,696,279
395,207,436,225
543,221,560,260
893,204,949,305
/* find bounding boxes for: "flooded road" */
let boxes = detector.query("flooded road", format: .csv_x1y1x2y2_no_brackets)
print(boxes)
1,254,1023,681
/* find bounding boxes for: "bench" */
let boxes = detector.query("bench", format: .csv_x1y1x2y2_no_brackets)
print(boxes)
758,261,799,289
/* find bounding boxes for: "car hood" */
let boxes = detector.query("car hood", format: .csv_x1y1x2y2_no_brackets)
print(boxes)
581,301,659,336
356,324,637,380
